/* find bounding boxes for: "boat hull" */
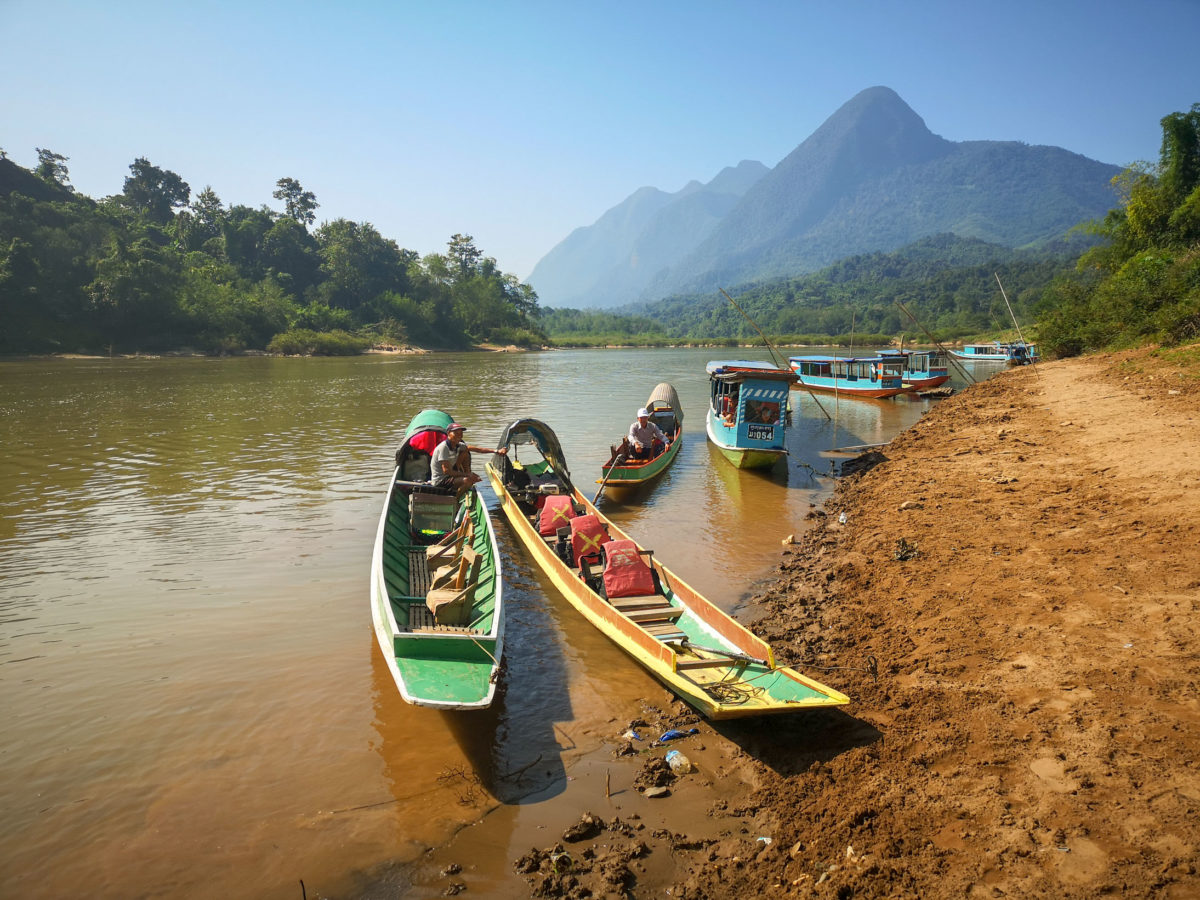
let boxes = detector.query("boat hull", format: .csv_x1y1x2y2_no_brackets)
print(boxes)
370,479,504,710
796,378,911,399
705,413,786,469
486,458,847,719
598,436,681,486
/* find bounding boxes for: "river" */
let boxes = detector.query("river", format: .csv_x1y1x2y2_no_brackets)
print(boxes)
0,348,989,897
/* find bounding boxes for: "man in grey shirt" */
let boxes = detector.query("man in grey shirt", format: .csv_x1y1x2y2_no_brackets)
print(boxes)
627,407,666,460
431,423,507,492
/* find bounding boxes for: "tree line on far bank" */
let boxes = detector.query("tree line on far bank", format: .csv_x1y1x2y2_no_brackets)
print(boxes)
0,151,544,355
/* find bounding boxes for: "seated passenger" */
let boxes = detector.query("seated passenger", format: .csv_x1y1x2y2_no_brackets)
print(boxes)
627,407,666,461
431,423,506,494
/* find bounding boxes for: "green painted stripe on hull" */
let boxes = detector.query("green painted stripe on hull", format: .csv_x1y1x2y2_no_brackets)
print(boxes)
601,438,681,484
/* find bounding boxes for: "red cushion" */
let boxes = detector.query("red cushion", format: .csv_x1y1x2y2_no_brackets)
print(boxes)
409,430,443,454
538,494,575,536
570,514,609,567
603,539,656,598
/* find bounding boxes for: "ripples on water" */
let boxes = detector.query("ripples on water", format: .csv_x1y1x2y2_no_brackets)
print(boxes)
0,349,984,897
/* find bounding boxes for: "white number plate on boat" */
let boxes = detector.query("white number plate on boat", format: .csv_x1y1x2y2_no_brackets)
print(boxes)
747,424,774,441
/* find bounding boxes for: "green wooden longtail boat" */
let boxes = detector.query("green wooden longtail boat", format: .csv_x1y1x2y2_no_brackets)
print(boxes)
597,383,684,489
370,409,505,709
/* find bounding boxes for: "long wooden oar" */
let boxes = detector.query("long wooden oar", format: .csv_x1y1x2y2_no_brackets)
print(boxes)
592,449,627,505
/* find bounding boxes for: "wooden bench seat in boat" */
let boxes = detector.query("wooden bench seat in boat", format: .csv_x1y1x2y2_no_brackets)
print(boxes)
407,604,483,634
674,656,747,670
426,547,480,626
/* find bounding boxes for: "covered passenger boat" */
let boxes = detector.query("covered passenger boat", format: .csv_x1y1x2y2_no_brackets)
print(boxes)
486,418,849,719
787,355,910,399
597,382,684,490
877,348,951,389
705,360,797,470
370,409,504,709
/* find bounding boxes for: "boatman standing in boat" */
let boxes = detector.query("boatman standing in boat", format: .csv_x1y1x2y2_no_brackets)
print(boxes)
432,423,506,493
628,407,667,460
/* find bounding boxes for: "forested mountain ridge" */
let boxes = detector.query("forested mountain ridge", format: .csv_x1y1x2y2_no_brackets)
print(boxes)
528,86,1121,308
526,160,768,308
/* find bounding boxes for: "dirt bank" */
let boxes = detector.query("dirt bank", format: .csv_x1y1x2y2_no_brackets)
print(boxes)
499,347,1200,899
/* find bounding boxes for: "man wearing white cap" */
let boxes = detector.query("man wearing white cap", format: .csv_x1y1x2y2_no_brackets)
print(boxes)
627,407,667,460
431,422,507,492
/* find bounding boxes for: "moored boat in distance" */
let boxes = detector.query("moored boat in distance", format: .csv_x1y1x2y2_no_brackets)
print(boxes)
597,382,683,490
705,360,797,469
370,409,504,710
485,419,849,719
878,348,951,389
949,341,1038,365
788,354,911,399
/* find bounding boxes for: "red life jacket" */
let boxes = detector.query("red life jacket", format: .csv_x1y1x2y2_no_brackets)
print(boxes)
538,494,575,536
603,539,656,598
570,514,609,567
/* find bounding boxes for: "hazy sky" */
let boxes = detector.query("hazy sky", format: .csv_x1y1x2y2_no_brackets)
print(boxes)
3,0,1196,279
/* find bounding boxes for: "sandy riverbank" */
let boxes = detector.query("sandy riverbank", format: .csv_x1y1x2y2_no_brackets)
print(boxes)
485,346,1199,899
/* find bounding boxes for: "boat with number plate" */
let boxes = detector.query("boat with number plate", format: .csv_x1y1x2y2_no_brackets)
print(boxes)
705,360,797,469
788,354,911,399
370,409,504,710
486,418,849,719
597,382,683,490
878,348,951,390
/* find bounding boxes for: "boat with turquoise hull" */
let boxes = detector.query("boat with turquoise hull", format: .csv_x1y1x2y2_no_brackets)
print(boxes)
370,409,504,710
878,348,951,389
597,382,683,490
788,354,910,399
705,360,797,469
949,341,1038,365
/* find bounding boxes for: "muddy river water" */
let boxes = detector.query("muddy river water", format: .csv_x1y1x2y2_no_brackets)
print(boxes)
0,348,988,897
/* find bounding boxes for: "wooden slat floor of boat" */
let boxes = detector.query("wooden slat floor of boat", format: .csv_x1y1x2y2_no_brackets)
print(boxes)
643,621,687,641
610,595,671,611
407,604,482,634
408,550,431,596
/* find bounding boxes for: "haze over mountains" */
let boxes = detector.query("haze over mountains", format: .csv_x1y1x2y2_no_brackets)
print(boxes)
527,86,1121,310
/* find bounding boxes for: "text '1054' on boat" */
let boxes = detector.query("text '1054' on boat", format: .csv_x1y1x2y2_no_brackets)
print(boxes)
705,360,798,470
787,355,911,399
370,408,504,710
597,382,684,491
486,418,849,719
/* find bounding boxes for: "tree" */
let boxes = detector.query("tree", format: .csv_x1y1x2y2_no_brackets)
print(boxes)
446,233,482,280
121,157,191,225
35,149,71,187
273,177,319,226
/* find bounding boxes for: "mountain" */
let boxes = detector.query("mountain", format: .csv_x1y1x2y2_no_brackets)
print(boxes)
528,87,1121,309
526,159,768,309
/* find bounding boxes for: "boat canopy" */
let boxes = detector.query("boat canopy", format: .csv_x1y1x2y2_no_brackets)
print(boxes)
403,408,453,441
497,418,573,490
646,382,683,428
706,360,795,382
395,408,453,470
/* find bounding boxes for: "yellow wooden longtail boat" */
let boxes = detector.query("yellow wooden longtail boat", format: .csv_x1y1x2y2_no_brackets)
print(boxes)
486,418,849,719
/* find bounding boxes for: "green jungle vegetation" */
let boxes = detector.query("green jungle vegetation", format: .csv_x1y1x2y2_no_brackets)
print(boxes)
544,103,1200,359
3,102,1196,359
0,154,544,354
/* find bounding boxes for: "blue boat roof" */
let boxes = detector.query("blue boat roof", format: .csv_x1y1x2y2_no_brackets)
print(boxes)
789,355,893,364
706,360,792,375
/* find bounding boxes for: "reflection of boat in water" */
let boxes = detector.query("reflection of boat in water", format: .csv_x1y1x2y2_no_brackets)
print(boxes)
877,348,951,389
705,360,797,469
949,341,1038,365
487,418,849,719
597,382,683,490
788,355,910,398
370,409,505,710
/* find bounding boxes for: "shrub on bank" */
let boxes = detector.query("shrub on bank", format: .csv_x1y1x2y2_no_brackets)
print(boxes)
266,329,371,356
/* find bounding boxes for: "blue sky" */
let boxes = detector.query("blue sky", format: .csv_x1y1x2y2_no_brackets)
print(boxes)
2,0,1196,279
